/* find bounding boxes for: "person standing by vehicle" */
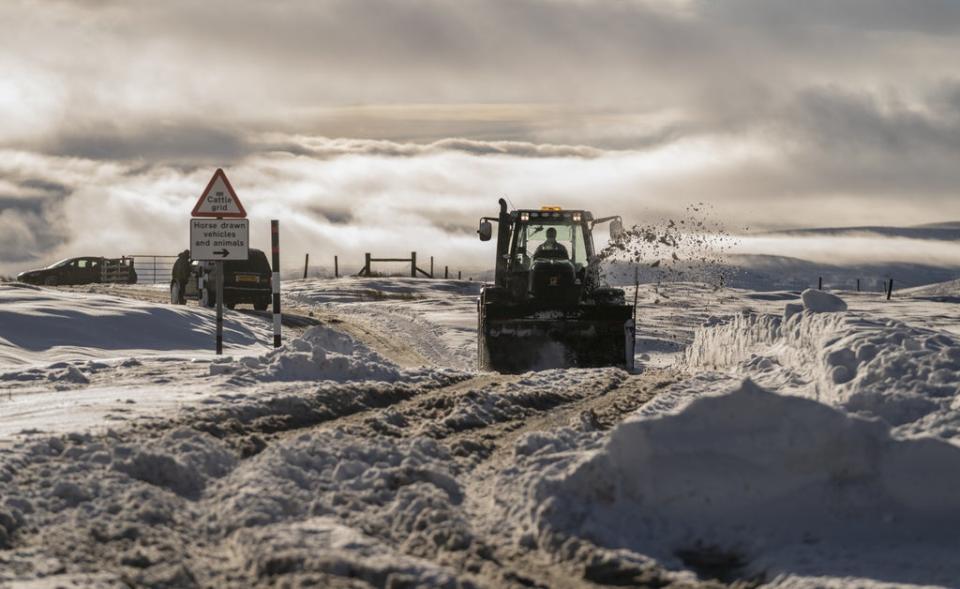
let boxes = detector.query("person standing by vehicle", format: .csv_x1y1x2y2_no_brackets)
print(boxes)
171,250,191,304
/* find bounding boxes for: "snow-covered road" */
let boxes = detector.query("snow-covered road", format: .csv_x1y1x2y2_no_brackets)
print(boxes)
2,278,959,588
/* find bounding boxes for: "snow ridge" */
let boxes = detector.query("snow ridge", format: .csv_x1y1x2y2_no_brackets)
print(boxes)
213,325,413,383
499,381,960,587
684,295,960,439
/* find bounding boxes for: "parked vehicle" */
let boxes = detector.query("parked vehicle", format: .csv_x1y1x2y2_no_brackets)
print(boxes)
170,249,272,310
17,257,137,286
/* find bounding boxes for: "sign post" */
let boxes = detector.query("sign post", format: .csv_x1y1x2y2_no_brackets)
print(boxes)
271,220,281,348
190,168,249,355
216,262,223,354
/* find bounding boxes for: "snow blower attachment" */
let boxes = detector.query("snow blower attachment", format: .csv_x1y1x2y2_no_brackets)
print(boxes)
477,199,636,372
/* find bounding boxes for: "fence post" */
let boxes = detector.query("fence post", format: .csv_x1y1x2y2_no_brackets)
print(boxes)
303,253,309,279
856,279,860,292
430,256,434,278
411,252,417,278
445,266,449,279
364,253,371,276
818,276,823,290
153,257,158,285
887,279,894,301
334,255,339,278
271,220,281,348
458,270,462,280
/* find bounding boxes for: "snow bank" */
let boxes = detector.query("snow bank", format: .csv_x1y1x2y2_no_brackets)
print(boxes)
684,295,960,440
0,283,270,368
203,430,473,586
213,325,404,382
516,381,960,586
0,425,472,587
800,288,847,312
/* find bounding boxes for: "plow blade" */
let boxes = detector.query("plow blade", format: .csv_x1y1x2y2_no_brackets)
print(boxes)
479,304,635,373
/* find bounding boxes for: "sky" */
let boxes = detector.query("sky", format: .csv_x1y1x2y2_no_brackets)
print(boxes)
2,0,960,275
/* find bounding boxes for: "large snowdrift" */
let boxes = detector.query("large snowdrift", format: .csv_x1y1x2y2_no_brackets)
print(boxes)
488,292,960,587
509,380,960,586
210,324,466,385
0,283,271,368
684,292,960,441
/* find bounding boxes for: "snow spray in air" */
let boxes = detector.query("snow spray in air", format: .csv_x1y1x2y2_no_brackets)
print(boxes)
598,203,739,289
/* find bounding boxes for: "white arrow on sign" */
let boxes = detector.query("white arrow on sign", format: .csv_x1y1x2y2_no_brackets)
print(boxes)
190,219,250,261
192,168,247,218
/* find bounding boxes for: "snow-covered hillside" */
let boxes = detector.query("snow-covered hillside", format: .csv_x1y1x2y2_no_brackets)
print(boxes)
2,277,959,588
0,283,272,367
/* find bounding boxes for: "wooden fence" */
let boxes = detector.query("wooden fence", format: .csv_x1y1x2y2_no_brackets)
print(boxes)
357,251,433,278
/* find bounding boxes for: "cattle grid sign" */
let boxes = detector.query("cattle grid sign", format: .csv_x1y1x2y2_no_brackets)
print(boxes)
191,168,249,354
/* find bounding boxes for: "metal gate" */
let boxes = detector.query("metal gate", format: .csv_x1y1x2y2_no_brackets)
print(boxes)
125,255,177,285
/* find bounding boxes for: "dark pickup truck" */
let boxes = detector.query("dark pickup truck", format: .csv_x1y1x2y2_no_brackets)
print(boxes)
17,257,137,286
171,249,272,310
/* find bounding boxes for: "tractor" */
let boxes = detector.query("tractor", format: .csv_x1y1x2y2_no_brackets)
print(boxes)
477,199,636,372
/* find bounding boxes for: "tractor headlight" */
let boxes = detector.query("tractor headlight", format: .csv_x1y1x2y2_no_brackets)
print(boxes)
572,212,582,222
520,212,529,221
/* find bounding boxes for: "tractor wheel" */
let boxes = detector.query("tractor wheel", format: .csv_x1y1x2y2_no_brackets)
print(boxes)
254,299,269,311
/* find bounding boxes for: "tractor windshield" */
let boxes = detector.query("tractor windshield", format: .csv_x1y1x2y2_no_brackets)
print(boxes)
514,220,588,266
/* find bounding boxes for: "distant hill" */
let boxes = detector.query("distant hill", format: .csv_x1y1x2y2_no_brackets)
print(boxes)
911,221,960,230
602,254,960,292
722,254,960,291
761,224,960,241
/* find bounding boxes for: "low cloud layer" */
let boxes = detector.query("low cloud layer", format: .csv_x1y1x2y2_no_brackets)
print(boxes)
2,137,958,278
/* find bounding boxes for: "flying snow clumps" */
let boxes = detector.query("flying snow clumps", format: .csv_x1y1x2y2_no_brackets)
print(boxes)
212,325,402,382
512,380,960,585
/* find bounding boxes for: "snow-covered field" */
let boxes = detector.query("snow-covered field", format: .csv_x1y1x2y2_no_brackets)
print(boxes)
1,276,959,588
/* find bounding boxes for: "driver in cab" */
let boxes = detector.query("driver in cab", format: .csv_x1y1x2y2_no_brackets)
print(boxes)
533,227,569,260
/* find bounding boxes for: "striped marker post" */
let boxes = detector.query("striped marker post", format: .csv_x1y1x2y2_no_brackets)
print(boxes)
215,260,224,355
271,220,281,348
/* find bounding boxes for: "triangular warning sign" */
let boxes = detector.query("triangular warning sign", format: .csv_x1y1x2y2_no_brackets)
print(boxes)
192,168,247,218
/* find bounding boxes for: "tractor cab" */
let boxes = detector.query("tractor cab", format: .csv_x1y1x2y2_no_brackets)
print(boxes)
479,203,625,306
508,208,591,305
